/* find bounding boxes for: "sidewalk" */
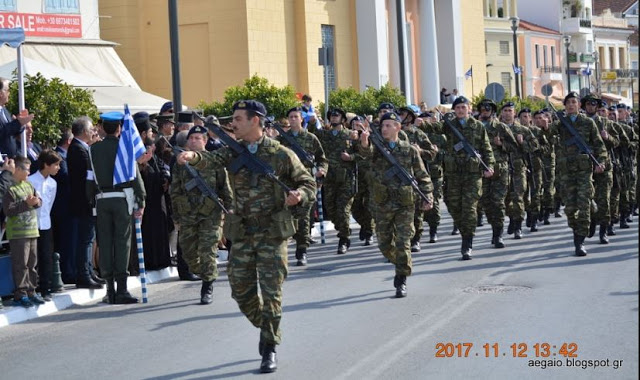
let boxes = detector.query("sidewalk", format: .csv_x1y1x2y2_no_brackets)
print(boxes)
0,220,336,328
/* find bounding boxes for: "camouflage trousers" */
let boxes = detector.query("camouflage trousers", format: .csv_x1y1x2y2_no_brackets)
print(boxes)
374,203,414,276
610,171,622,222
480,163,509,230
179,218,220,282
526,166,544,216
352,171,375,238
227,232,288,345
593,170,613,225
293,202,314,249
541,157,556,210
506,161,526,221
424,176,443,227
619,170,637,215
323,174,355,240
444,172,482,237
559,168,594,237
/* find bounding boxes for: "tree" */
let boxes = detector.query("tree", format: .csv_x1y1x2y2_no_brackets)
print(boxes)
7,73,99,148
318,83,407,117
198,75,299,119
471,90,547,113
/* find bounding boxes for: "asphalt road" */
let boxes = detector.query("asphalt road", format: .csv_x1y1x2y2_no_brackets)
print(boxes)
0,211,637,380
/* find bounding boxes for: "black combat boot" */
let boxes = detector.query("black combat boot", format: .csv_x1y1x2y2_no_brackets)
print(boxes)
429,225,438,243
530,214,539,232
538,212,544,222
359,229,365,241
295,247,307,266
364,235,374,246
625,214,633,223
477,213,484,227
461,237,472,260
588,220,597,238
514,220,523,239
200,280,214,304
554,199,562,217
607,222,616,236
620,214,630,229
260,344,277,373
451,224,459,235
526,212,532,228
394,274,407,298
337,238,350,254
599,223,609,244
507,218,515,235
410,237,420,253
115,278,139,304
543,209,551,225
574,233,587,256
102,279,116,304
493,226,505,248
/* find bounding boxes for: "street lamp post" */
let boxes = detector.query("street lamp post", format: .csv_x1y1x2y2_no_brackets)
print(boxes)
564,35,572,93
510,17,521,98
593,50,600,94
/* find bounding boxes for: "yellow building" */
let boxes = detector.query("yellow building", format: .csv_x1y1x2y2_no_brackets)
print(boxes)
100,0,487,110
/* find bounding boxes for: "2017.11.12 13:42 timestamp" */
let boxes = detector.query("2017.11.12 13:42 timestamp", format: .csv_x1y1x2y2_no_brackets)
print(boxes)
434,342,579,358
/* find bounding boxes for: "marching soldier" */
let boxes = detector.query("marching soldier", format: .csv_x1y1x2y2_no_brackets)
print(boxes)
616,104,638,227
276,107,328,265
433,97,494,260
533,110,557,226
170,125,232,304
357,112,433,296
420,112,447,243
350,116,375,246
177,100,316,373
88,113,146,304
524,109,546,232
551,92,606,256
605,105,629,235
477,99,517,248
310,108,357,254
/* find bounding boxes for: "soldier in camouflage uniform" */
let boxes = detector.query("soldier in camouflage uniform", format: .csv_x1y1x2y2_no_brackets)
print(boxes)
310,108,357,254
605,106,629,235
522,109,546,232
477,99,517,248
582,95,619,244
616,104,638,228
420,112,447,243
357,112,433,297
177,100,316,373
350,115,375,246
501,102,539,239
170,125,232,304
276,107,328,266
432,97,495,260
551,92,606,256
534,110,557,226
399,107,437,252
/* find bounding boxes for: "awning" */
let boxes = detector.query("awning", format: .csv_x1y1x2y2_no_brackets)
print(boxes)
600,92,632,105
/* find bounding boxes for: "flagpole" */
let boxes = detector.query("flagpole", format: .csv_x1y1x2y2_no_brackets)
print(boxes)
471,65,474,96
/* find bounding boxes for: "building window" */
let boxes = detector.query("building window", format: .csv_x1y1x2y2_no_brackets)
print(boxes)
321,24,336,92
501,72,511,89
44,0,80,14
587,40,593,53
535,44,540,68
0,0,16,11
500,41,510,55
632,61,638,70
543,45,548,68
551,46,556,67
619,47,626,69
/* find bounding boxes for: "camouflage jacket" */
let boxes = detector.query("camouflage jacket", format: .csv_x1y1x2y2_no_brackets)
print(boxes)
425,132,447,178
481,117,517,164
312,126,357,181
505,121,540,160
432,116,495,176
401,125,437,162
188,136,316,219
551,113,607,173
358,139,433,207
276,128,329,174
170,151,232,225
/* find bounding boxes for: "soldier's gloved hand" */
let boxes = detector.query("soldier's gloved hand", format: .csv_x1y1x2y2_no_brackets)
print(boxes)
483,168,494,178
177,151,196,165
285,190,302,206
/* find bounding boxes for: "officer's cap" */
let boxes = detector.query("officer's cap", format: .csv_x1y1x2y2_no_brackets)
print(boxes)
452,96,470,108
608,106,617,111
232,100,267,116
187,125,208,138
286,106,304,117
100,111,124,122
177,111,194,124
377,102,395,112
349,115,365,127
616,103,627,109
329,108,347,121
160,101,173,114
563,91,580,104
599,100,608,108
501,101,516,111
156,114,175,125
533,110,545,117
478,99,497,113
380,112,401,123
518,108,532,117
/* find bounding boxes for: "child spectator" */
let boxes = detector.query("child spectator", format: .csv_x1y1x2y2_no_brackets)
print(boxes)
28,149,61,301
2,156,42,307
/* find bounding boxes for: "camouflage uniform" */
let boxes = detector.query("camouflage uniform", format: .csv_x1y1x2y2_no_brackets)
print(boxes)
276,129,328,259
352,141,375,242
608,120,628,228
188,136,316,346
479,117,517,246
423,128,447,242
433,115,494,257
617,121,638,226
539,125,557,223
170,157,232,282
526,125,546,230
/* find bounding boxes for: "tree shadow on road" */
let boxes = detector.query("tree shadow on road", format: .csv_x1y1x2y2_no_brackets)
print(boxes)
142,359,257,379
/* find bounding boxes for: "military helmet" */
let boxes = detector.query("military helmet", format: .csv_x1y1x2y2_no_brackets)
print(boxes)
477,98,497,113
580,93,601,109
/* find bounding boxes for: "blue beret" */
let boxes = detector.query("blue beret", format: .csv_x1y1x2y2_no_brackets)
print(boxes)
564,91,580,104
452,96,469,108
160,101,173,114
349,115,365,126
380,112,401,123
233,100,267,116
100,111,124,122
501,101,516,110
377,102,395,112
616,103,627,109
133,111,150,120
187,125,208,138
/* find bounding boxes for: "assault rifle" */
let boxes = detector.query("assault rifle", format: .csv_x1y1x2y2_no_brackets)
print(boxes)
268,119,316,167
193,112,292,193
546,103,601,168
368,125,431,204
434,109,491,172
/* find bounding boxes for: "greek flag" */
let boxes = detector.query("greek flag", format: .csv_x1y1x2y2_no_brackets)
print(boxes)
512,63,522,75
465,66,473,79
113,104,146,185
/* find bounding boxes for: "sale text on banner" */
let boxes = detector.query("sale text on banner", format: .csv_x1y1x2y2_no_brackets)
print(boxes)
0,12,82,38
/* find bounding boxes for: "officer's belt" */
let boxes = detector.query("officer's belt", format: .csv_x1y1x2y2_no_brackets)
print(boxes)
96,191,126,200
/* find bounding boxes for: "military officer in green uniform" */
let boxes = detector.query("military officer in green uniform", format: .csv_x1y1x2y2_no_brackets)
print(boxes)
170,125,232,304
357,112,433,297
533,110,557,226
420,112,447,243
477,99,517,248
276,106,328,265
350,115,375,246
522,108,546,232
551,92,606,256
88,112,146,304
433,97,495,260
177,100,315,373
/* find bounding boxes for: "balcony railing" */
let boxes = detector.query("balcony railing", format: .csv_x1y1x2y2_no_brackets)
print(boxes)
579,19,592,28
542,66,563,73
